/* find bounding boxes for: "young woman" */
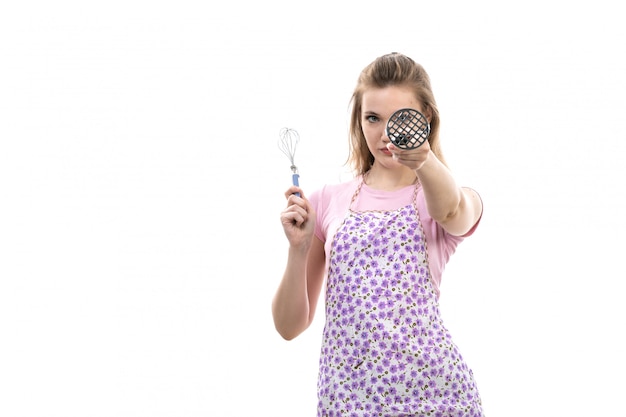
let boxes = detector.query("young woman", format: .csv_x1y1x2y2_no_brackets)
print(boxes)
273,52,485,417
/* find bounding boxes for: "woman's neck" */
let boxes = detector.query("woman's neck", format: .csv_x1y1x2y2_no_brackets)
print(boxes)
363,166,418,191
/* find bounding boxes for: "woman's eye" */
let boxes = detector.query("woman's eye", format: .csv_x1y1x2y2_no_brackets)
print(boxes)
366,115,379,123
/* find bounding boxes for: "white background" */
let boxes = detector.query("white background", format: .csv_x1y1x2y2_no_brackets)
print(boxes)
1,1,625,416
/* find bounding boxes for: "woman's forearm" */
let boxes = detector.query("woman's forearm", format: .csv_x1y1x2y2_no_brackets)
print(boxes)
272,246,312,340
416,152,482,236
417,152,462,222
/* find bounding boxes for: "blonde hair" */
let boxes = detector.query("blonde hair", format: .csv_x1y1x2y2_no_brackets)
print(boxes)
348,52,446,175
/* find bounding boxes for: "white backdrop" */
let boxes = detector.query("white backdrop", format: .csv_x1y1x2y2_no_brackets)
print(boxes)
1,1,625,416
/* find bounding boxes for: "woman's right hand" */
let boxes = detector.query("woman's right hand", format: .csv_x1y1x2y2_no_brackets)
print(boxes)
280,185,315,249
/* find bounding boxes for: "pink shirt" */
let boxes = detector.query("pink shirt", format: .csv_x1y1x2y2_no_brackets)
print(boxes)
309,177,479,298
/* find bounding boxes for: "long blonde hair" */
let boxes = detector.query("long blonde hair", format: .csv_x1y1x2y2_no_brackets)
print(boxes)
348,52,447,175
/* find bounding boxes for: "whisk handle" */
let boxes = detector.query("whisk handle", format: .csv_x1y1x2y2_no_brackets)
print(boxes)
292,173,301,197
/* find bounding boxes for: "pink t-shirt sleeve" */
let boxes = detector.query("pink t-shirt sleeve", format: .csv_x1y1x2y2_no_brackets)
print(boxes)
309,188,327,243
309,179,359,244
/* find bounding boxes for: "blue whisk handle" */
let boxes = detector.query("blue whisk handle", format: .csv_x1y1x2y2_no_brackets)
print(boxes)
292,173,300,197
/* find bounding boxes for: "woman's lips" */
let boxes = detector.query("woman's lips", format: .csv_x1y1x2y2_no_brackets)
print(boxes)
380,147,392,156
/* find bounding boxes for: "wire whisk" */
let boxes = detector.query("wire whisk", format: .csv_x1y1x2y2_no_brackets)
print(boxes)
278,127,301,196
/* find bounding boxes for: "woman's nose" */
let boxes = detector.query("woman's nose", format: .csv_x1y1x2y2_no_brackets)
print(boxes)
381,126,391,143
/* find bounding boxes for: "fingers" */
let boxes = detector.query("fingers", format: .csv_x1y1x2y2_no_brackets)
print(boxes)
387,142,431,169
387,140,431,154
284,185,305,200
280,185,315,247
282,186,310,225
281,205,308,227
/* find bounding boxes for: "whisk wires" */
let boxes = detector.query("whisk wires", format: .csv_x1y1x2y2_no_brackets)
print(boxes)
278,127,300,174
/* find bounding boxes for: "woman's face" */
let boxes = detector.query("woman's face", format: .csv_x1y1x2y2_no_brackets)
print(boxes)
361,85,427,167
